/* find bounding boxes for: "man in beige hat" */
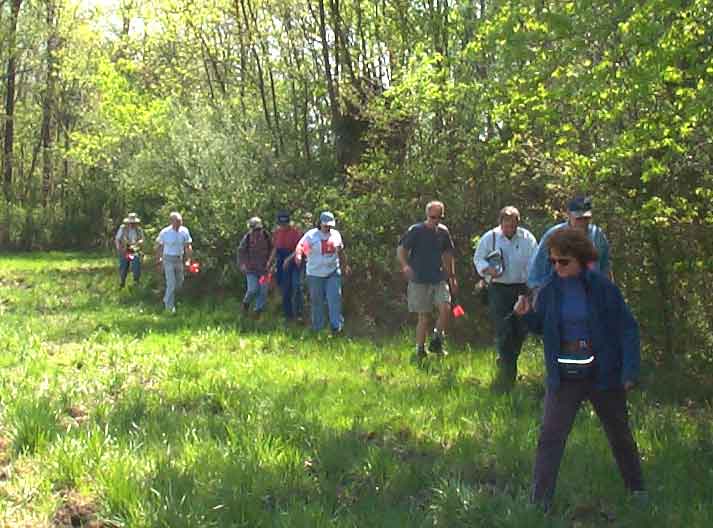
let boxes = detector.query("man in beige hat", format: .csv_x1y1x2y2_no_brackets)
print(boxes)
114,213,145,288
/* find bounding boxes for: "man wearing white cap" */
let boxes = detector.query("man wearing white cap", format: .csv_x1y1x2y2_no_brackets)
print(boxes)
156,212,193,313
294,211,350,334
114,213,144,288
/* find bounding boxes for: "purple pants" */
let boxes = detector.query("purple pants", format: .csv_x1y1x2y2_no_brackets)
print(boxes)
532,380,644,508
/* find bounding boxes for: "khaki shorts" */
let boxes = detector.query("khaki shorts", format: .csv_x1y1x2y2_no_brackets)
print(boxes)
407,281,451,313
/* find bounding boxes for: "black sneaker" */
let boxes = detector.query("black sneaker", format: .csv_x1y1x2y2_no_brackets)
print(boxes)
411,347,427,365
428,333,447,356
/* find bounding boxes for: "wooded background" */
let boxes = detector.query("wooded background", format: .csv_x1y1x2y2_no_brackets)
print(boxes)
1,0,711,361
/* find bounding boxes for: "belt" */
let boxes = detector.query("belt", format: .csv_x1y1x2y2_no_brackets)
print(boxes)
490,282,526,288
560,340,592,354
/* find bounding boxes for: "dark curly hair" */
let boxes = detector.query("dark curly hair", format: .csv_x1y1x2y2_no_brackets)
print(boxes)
547,228,598,267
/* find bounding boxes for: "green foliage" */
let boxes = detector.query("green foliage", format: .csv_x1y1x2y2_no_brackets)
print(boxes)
1,0,712,358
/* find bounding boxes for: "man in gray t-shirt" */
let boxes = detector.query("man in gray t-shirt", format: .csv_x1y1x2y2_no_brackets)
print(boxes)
397,200,458,363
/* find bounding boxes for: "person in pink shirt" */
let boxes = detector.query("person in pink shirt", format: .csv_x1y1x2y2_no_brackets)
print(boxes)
266,211,304,321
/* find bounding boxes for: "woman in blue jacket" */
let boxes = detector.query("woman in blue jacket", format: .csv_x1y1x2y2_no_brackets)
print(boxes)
514,228,645,510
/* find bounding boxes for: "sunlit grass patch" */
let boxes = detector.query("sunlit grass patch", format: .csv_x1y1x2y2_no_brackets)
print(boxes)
0,252,711,526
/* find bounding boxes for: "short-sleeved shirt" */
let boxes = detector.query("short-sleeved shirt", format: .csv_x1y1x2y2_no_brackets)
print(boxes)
298,228,344,277
115,225,144,245
156,225,192,257
399,222,455,284
273,226,303,252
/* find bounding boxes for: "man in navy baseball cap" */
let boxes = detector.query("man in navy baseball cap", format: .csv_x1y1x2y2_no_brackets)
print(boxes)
528,195,612,289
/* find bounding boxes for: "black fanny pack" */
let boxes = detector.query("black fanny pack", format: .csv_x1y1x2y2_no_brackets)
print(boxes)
557,340,595,381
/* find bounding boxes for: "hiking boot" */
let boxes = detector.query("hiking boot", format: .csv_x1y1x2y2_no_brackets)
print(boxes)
411,347,427,365
428,333,447,356
630,490,649,508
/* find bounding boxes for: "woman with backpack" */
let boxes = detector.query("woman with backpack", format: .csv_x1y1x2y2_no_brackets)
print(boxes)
238,216,272,316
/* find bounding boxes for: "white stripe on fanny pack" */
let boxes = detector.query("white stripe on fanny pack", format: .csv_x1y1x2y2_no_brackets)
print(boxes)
557,356,595,365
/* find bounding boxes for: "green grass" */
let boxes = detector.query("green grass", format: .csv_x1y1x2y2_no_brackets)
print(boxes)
0,252,711,526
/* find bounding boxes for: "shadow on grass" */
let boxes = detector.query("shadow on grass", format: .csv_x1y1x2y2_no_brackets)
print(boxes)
0,250,109,259
6,338,707,526
83,375,549,527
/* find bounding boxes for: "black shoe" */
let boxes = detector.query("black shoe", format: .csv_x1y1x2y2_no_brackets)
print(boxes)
119,281,125,289
411,348,427,365
242,302,249,314
428,334,447,356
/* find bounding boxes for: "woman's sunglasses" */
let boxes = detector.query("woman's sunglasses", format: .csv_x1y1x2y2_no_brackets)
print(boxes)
549,257,573,266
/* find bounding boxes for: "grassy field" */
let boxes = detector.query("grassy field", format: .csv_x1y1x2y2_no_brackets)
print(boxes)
0,252,711,527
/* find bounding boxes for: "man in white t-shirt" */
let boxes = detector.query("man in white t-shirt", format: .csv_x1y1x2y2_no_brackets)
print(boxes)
155,211,193,313
294,211,350,334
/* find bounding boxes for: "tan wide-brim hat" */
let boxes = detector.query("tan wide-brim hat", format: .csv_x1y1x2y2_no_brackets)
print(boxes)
123,213,141,224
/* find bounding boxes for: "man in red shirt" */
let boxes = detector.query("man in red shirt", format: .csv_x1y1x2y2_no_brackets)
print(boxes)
267,211,304,321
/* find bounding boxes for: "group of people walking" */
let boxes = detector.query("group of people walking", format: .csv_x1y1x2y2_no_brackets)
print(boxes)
235,210,349,333
114,209,348,331
114,195,645,510
396,197,644,510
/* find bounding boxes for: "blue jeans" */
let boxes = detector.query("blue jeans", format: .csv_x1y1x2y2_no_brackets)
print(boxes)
307,273,343,331
162,256,183,309
244,272,268,312
118,254,141,284
276,250,304,318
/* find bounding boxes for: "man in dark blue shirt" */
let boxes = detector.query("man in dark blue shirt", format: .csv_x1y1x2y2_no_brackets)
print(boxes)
398,201,458,362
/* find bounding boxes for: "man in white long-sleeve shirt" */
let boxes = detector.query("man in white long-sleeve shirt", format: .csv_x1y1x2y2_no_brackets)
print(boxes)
155,212,193,313
473,206,537,390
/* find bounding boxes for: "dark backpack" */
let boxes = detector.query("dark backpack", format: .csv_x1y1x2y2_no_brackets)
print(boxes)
237,229,272,267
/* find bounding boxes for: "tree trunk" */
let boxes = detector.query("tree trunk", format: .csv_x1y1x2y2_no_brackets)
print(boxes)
650,229,675,362
313,0,345,172
41,0,59,207
238,0,278,155
233,0,248,115
3,0,23,201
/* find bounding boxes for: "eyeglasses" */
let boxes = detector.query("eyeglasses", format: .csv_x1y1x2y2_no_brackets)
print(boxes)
428,215,442,220
549,257,573,266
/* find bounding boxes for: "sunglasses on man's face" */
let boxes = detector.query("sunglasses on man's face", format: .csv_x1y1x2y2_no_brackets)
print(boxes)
550,257,573,267
428,215,442,220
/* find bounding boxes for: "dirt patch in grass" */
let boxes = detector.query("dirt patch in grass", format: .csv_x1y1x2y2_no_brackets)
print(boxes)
52,491,105,528
0,276,30,289
0,436,10,480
